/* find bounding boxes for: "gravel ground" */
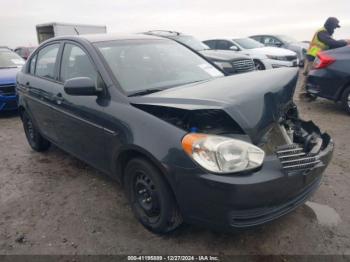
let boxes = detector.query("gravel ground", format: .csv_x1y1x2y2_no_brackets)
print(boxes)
0,74,349,255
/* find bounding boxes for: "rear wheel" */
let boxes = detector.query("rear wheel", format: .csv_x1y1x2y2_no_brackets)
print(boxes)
341,87,350,114
22,111,51,151
124,158,182,234
254,60,265,70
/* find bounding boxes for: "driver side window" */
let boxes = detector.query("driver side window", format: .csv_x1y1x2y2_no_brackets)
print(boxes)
60,43,97,83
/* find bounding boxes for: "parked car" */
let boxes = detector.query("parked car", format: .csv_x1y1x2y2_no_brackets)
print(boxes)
17,34,333,234
250,35,308,66
204,38,298,70
14,46,37,60
0,47,25,111
306,46,350,113
144,30,255,75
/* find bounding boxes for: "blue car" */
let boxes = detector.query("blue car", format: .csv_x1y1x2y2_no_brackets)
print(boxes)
0,47,25,111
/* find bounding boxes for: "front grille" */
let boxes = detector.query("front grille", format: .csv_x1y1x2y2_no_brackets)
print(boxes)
276,144,322,173
0,84,16,96
285,55,297,61
232,59,255,73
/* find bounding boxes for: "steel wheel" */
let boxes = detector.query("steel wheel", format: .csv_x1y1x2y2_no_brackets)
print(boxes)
124,158,182,234
21,111,51,151
134,171,161,223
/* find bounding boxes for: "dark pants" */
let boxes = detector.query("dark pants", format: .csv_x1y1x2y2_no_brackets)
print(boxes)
299,59,313,97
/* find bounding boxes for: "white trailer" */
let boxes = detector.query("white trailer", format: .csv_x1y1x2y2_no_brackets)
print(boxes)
36,22,107,44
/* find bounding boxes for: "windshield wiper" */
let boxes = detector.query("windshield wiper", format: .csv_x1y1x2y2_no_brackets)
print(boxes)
128,88,163,97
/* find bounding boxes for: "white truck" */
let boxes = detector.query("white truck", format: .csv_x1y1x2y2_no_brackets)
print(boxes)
36,22,107,44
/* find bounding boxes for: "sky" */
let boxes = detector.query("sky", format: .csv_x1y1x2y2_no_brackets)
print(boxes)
1,0,350,48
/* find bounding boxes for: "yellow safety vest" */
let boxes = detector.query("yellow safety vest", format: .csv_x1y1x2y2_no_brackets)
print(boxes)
307,27,329,57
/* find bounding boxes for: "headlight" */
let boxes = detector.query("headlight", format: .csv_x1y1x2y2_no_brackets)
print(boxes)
213,61,233,69
266,55,288,61
182,134,265,174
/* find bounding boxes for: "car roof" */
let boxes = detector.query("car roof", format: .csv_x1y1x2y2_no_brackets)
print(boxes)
45,33,166,44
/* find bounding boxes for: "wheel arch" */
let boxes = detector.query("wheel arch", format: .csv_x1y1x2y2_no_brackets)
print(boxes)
113,146,172,187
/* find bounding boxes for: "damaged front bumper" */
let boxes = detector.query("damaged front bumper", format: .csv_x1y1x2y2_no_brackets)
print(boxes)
172,119,333,230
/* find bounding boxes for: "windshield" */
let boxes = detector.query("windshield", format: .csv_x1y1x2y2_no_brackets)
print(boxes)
0,49,25,68
174,36,209,51
277,35,297,43
233,38,265,49
95,39,223,95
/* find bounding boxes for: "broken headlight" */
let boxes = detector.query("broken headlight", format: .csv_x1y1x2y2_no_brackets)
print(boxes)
182,134,265,174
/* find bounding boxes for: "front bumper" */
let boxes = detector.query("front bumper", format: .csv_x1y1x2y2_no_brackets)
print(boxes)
172,125,333,230
0,94,18,111
264,58,299,69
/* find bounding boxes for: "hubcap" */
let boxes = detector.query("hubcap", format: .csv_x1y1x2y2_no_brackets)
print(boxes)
134,172,160,218
347,94,350,108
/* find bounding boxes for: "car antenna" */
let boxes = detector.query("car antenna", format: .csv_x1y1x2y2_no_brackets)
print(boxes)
74,27,80,35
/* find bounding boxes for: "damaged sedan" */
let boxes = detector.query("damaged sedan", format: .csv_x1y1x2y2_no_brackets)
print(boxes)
16,34,333,234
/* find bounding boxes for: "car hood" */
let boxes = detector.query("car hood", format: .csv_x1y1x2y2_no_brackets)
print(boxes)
0,67,21,85
199,49,250,61
250,46,297,56
129,68,299,143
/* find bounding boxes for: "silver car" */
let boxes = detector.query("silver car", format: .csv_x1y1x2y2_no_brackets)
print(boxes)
250,34,308,66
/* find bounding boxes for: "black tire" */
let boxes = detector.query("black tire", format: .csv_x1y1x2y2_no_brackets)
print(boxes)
254,60,265,70
341,87,350,114
22,111,51,151
124,158,182,234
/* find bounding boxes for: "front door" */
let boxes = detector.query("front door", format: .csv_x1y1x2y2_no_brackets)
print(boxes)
53,42,109,172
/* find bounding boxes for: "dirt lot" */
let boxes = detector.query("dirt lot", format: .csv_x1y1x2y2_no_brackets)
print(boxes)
0,76,350,256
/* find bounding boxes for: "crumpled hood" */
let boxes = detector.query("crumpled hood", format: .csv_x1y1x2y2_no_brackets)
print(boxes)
129,68,299,143
0,67,21,85
199,49,251,61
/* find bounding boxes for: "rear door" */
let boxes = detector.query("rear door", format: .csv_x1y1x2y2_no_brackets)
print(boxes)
22,42,63,142
53,41,109,172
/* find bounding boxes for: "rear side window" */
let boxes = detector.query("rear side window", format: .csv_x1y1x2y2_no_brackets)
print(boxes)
29,54,37,74
35,44,60,80
203,40,216,49
60,43,97,83
216,40,234,50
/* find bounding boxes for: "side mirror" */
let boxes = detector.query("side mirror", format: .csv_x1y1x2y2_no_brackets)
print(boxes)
64,77,100,96
229,46,239,51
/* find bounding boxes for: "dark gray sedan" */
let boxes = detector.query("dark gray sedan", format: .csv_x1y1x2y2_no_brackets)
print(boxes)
16,34,333,234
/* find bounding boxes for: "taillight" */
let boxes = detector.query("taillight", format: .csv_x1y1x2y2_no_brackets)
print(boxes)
313,52,335,69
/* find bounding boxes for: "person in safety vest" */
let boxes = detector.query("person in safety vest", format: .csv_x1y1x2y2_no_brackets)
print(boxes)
299,17,350,100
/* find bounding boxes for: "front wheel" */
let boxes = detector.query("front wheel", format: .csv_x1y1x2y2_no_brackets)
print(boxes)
254,60,266,70
124,158,182,234
22,111,51,151
341,87,350,114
